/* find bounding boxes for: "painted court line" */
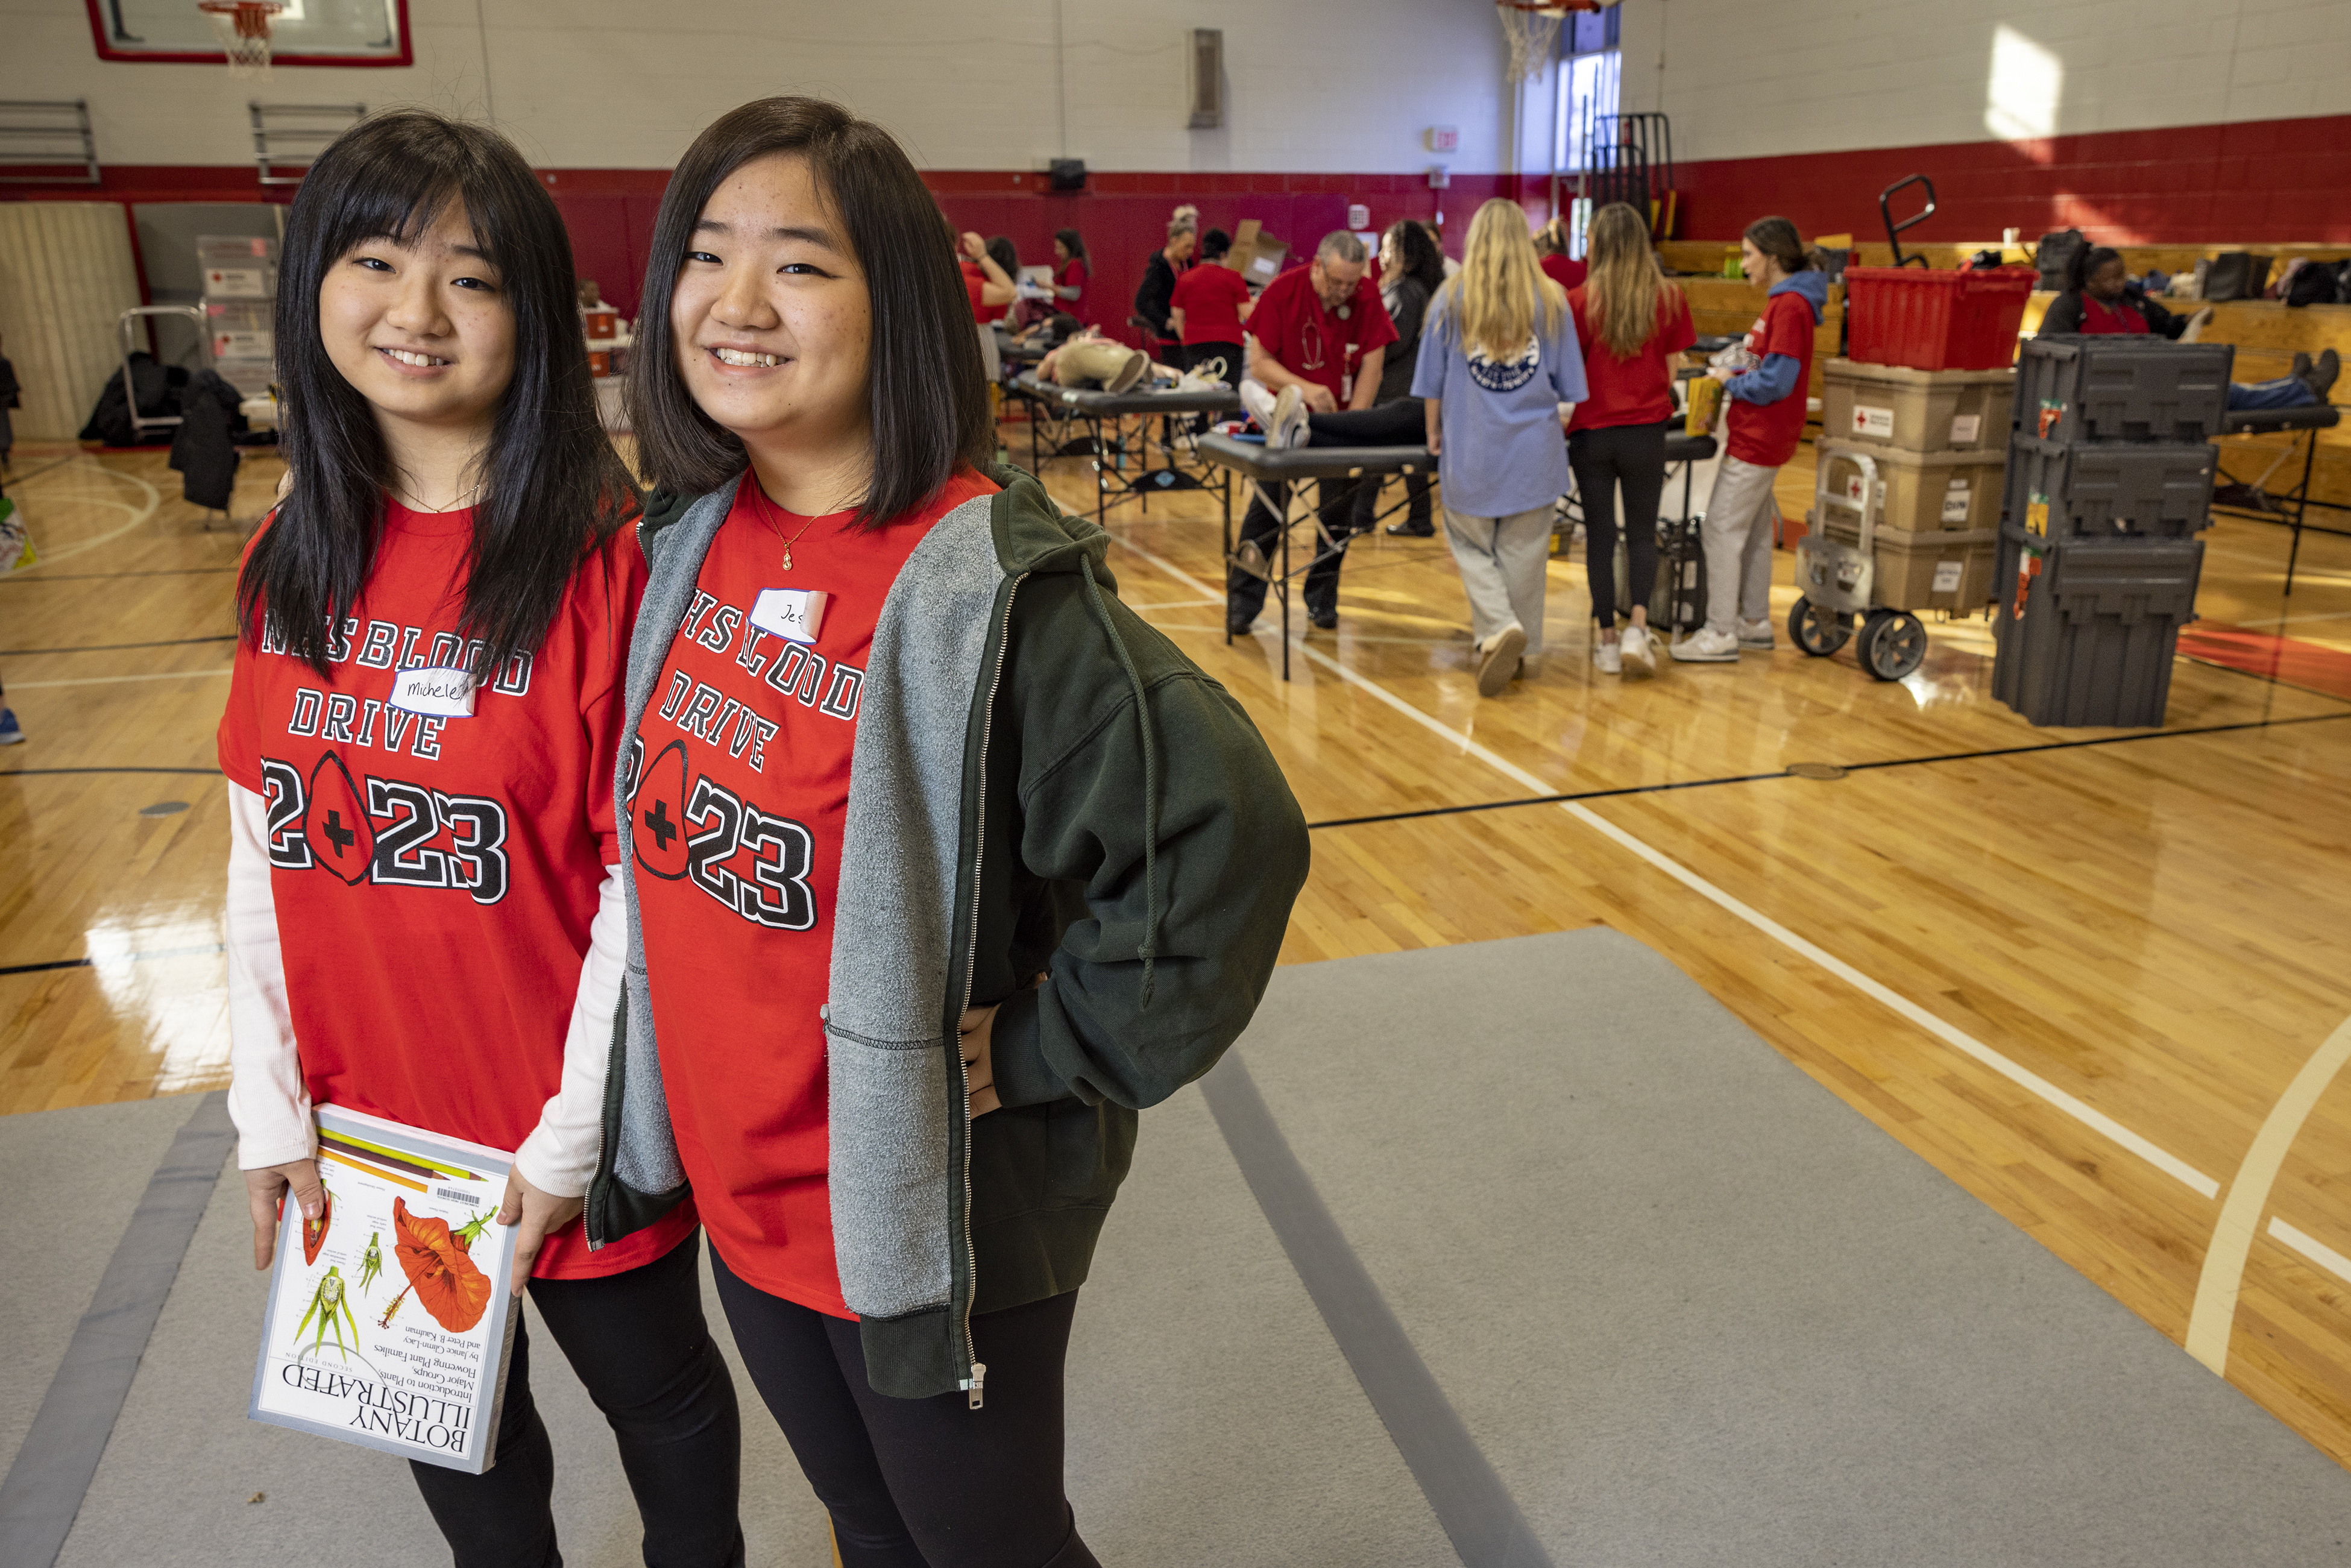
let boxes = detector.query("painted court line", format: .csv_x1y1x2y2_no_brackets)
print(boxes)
1200,1054,1555,1568
1107,531,2224,1202
2184,1012,2351,1373
0,1092,236,1568
2270,1218,2351,1288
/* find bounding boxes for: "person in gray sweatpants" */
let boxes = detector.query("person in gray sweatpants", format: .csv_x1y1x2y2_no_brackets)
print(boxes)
1675,216,1829,663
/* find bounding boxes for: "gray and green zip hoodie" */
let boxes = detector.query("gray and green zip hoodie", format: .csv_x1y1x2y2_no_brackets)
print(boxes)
585,464,1310,1403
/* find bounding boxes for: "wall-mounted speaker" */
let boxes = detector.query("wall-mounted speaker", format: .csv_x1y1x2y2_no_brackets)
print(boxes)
1048,158,1087,191
1189,28,1223,128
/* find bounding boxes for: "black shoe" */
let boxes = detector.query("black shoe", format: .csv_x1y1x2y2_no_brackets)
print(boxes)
1385,520,1435,537
1227,611,1257,637
2303,348,2340,401
1309,611,1338,631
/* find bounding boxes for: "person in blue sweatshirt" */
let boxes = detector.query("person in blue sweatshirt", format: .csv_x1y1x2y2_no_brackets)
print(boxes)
1674,217,1828,663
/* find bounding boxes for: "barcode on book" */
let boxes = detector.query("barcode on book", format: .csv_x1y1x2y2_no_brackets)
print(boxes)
437,1186,481,1206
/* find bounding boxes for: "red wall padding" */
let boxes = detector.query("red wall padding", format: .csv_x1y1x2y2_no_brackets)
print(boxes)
10,110,2344,331
1670,115,2351,246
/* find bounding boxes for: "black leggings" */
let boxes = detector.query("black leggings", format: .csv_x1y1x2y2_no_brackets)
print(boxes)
410,1231,744,1568
1569,418,1673,628
712,1251,1098,1568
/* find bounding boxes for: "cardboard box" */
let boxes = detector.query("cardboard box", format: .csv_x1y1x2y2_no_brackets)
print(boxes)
1228,219,1291,290
1816,438,2010,534
1820,359,2015,453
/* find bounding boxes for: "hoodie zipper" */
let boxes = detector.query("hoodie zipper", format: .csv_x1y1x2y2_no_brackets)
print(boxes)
955,571,1026,1410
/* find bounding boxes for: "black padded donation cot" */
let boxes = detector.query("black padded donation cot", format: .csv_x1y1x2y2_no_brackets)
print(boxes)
2208,401,2343,594
1194,432,1435,680
1008,371,1241,527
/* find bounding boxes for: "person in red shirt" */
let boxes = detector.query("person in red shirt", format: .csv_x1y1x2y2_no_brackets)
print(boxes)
602,96,1307,1568
1567,201,1695,678
1673,214,1828,663
1537,215,1589,294
1051,227,1089,323
222,111,743,1564
1166,226,1254,381
1226,231,1398,633
955,227,1016,324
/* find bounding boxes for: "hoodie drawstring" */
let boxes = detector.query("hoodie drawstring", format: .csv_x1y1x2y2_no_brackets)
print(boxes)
1075,548,1162,1009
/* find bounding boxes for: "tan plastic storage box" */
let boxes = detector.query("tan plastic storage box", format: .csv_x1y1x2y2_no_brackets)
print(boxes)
1816,438,2010,534
1819,518,2001,612
1820,359,2015,453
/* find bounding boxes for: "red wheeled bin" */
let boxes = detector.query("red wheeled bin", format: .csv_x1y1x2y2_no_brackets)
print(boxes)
1845,267,2036,371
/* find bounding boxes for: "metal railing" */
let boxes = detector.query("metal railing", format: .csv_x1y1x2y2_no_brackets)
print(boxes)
0,99,99,185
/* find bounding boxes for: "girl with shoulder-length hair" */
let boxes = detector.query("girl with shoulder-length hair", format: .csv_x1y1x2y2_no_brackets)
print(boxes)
1566,201,1695,678
222,108,745,1566
1673,212,1828,663
600,95,1308,1567
1410,197,1588,697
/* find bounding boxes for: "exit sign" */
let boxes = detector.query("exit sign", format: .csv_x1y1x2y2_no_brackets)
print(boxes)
1426,125,1459,154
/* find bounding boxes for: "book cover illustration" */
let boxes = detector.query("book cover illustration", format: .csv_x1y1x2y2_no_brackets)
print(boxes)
248,1104,523,1473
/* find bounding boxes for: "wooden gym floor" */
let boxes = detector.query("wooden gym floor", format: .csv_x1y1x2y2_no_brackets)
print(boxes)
4,424,2350,1471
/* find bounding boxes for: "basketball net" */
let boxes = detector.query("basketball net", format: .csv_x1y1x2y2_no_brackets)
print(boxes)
199,0,283,79
1496,1,1570,83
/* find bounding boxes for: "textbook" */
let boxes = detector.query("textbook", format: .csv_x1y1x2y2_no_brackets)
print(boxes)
248,1104,523,1473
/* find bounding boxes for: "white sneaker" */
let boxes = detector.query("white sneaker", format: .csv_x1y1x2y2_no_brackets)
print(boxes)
1737,617,1776,650
1620,623,1657,677
1238,378,1277,430
1671,626,1740,663
1593,638,1622,675
1271,385,1310,450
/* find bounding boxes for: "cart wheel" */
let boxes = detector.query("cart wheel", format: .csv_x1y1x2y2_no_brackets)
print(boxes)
1789,597,1850,657
1861,611,1928,682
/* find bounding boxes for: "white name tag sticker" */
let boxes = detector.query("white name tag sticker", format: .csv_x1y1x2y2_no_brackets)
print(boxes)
388,667,476,717
750,587,829,645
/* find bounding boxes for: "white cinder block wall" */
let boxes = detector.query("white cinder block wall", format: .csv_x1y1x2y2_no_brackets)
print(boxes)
1614,0,2351,162
1,0,1519,172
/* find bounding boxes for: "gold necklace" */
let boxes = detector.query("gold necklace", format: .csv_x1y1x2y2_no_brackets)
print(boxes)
756,491,824,571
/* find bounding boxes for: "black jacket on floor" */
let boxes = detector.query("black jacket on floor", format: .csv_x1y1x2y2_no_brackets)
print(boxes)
168,370,246,510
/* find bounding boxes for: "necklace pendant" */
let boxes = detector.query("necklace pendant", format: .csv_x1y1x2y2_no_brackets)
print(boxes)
781,546,793,571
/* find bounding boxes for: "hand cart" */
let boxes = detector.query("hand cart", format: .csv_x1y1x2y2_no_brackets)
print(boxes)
1787,447,1933,681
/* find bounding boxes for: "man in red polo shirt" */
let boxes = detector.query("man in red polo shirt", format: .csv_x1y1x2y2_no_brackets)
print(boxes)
1227,231,1397,634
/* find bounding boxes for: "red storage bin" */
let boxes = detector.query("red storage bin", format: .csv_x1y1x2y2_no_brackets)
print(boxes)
1845,267,2035,371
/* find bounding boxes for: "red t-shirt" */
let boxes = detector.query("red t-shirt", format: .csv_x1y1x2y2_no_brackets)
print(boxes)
1567,285,1697,430
1541,254,1589,294
1726,288,1817,468
1171,262,1251,345
1057,258,1089,321
1245,264,1399,402
960,260,1004,325
631,467,999,1315
2076,295,2151,335
217,499,694,1280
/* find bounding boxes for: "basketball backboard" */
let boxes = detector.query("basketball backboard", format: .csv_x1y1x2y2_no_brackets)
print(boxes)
86,0,412,66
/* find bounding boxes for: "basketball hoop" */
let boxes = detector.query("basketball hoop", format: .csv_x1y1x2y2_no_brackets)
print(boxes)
1496,0,1601,83
198,1,284,78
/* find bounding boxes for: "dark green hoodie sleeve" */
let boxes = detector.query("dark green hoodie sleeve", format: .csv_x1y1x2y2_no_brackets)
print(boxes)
986,588,1309,1111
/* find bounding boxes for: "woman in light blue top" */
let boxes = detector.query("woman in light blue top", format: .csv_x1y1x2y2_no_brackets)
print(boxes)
1412,198,1587,697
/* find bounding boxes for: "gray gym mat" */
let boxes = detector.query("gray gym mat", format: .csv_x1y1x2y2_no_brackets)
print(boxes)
1230,929,2351,1566
11,928,2351,1566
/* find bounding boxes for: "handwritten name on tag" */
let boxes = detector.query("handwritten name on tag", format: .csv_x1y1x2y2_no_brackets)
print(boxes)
389,667,476,717
750,587,829,645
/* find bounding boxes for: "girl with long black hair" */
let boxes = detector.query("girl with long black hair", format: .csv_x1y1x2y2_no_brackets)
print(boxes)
221,109,743,1567
596,95,1308,1567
